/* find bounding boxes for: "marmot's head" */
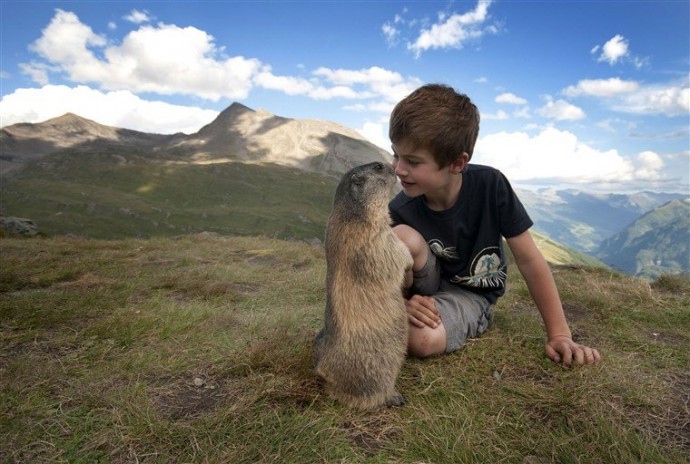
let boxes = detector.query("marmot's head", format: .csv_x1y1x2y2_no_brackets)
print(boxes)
333,162,396,218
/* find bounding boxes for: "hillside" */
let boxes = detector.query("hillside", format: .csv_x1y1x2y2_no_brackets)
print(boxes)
0,113,178,174
0,151,338,241
0,147,605,269
0,104,392,177
170,102,392,174
1,234,688,462
2,108,686,277
597,199,690,279
519,188,686,253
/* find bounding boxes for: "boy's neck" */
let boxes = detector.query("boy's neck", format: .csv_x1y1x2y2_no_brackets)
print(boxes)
424,173,463,211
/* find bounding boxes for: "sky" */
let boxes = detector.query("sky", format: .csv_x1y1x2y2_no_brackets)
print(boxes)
1,0,688,194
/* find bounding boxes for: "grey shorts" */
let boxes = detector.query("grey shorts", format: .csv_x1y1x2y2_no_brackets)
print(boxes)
411,248,493,353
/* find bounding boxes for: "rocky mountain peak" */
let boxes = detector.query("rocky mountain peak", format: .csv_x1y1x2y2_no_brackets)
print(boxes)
1,102,392,177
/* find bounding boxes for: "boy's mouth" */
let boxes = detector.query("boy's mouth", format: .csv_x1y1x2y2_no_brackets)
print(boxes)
400,180,414,189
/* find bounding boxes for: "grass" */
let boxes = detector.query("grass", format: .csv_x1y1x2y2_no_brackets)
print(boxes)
1,234,689,463
1,150,607,270
1,152,338,241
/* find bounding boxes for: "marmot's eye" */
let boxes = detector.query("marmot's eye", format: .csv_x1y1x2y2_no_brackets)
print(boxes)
373,162,384,171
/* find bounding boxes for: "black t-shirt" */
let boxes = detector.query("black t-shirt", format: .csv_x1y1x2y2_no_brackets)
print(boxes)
389,164,533,304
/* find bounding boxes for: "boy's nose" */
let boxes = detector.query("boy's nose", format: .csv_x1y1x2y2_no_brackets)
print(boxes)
392,160,403,174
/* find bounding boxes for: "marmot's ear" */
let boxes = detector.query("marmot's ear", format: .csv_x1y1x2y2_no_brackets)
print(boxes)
351,171,366,186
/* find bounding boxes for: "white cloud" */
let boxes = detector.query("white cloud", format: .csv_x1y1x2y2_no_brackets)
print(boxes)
25,9,261,101
474,76,488,84
537,98,586,120
0,85,218,134
123,9,152,24
357,121,393,153
313,66,422,106
29,9,107,81
512,106,531,119
636,150,664,176
103,23,262,100
22,10,424,111
408,0,496,57
615,81,690,116
564,76,689,117
474,127,666,185
254,67,314,96
564,78,639,97
591,34,646,68
481,109,508,120
496,92,527,105
343,101,397,114
382,23,399,47
308,85,371,100
593,34,629,65
19,62,54,85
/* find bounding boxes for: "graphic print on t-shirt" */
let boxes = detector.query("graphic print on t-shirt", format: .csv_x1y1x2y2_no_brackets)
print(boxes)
429,239,459,261
450,246,506,288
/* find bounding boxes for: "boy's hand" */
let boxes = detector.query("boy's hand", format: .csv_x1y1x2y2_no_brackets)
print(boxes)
405,295,441,329
545,335,601,368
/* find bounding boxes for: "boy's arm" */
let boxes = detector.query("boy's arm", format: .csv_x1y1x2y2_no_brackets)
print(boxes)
506,230,601,367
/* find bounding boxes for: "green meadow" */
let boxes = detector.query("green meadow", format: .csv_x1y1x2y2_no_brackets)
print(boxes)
2,234,688,463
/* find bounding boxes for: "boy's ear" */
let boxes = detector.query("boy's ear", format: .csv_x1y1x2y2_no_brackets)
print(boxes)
449,152,470,174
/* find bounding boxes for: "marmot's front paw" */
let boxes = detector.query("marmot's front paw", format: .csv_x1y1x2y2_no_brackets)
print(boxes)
386,392,406,407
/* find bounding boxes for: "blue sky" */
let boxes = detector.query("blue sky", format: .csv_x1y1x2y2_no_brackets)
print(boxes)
1,0,688,193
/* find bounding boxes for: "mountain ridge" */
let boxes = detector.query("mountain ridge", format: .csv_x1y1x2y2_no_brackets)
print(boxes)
1,107,687,277
0,104,392,176
596,198,690,278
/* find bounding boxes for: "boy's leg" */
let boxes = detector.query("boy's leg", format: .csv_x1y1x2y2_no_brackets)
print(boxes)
408,283,492,357
393,224,493,357
394,225,446,357
393,224,431,292
434,283,492,353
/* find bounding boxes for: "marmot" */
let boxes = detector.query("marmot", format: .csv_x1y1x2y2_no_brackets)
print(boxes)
315,161,413,410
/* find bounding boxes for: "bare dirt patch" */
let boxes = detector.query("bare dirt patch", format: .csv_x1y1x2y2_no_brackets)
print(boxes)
151,374,243,421
341,413,400,457
53,272,117,289
561,301,592,323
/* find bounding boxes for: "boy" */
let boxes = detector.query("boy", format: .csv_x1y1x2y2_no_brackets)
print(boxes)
389,84,600,367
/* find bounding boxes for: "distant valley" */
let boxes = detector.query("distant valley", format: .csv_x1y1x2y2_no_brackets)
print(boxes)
1,105,687,278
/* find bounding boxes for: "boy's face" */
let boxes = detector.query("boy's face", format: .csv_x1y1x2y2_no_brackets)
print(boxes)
391,138,461,200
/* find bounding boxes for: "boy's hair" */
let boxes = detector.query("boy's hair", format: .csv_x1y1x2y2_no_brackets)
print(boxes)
389,83,480,167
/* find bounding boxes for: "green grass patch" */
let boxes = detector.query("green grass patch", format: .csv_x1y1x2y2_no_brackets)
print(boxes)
1,235,688,462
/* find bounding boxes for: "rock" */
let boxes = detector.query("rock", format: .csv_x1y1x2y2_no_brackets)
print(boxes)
193,377,205,387
0,216,39,236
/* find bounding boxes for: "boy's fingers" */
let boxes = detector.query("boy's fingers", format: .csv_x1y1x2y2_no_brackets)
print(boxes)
411,295,439,315
573,348,585,366
406,304,437,328
544,344,561,363
407,313,426,328
408,297,440,323
585,347,601,364
592,348,601,363
416,312,439,328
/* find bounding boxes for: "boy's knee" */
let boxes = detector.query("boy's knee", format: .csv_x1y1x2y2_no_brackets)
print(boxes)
408,325,446,358
393,225,427,268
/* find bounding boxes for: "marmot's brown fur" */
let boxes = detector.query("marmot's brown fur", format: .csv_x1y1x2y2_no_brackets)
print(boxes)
315,161,412,410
